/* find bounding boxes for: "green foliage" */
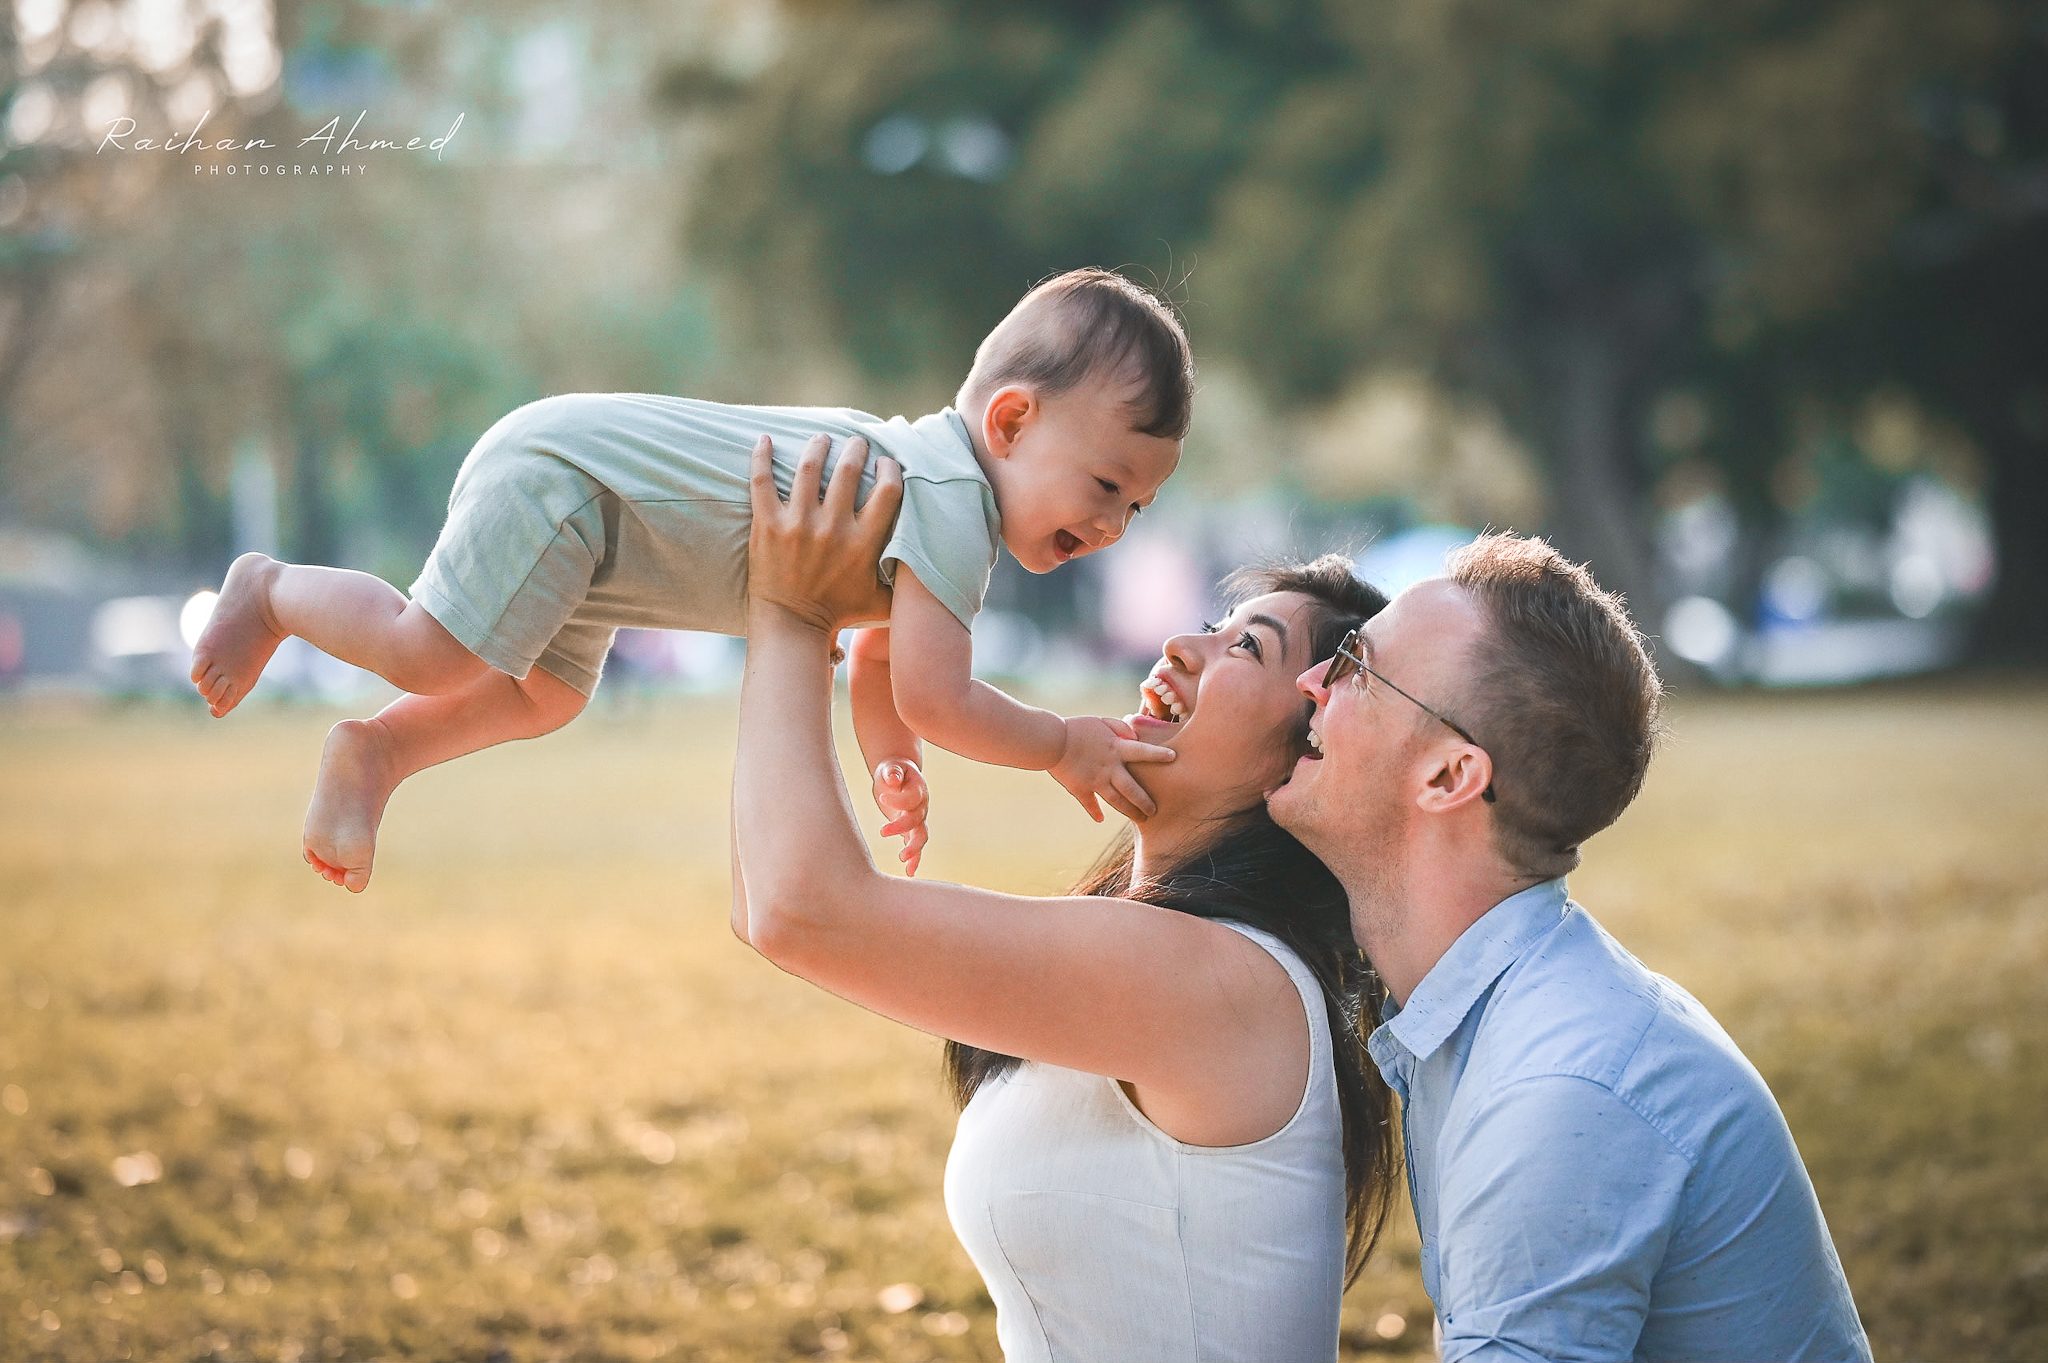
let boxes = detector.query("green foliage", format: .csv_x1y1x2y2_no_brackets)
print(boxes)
690,0,2046,654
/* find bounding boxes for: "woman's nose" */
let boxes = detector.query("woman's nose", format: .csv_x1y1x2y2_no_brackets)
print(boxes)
1296,660,1329,704
1161,630,1204,674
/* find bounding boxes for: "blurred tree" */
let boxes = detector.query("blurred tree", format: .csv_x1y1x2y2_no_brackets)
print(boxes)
3,0,736,581
1683,20,2048,659
688,0,2043,660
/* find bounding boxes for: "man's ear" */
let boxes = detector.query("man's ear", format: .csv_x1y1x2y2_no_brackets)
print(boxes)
983,386,1035,459
1417,745,1493,813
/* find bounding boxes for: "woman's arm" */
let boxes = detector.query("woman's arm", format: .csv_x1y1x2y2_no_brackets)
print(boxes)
735,435,1307,1137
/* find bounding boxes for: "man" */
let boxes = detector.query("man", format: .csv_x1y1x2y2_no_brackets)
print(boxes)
1268,533,1870,1362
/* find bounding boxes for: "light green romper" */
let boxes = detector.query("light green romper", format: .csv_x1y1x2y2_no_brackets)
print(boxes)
409,393,1000,696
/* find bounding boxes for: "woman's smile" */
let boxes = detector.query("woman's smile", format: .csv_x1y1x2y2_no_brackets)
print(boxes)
1138,672,1187,723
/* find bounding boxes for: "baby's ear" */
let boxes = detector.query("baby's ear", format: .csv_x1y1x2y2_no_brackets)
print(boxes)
985,386,1035,456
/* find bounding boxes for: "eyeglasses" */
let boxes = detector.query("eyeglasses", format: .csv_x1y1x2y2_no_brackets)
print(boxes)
1321,628,1497,803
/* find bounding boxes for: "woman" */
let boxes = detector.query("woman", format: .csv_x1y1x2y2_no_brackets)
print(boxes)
730,436,1397,1362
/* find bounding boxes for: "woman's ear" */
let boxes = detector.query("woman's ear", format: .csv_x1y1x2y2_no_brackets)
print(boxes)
983,386,1035,460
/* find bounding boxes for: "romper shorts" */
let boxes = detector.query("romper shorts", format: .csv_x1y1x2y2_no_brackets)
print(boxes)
408,431,623,699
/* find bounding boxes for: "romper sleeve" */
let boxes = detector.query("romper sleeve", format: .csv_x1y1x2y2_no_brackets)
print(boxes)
878,474,1002,632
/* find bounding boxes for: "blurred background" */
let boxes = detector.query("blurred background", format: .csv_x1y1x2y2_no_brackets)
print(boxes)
2,0,2045,691
2,2,2046,1361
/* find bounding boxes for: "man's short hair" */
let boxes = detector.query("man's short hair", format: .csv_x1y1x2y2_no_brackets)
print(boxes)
1446,533,1663,878
958,268,1195,440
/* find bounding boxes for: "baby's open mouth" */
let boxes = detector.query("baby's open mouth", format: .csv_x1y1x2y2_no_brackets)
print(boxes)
1139,675,1185,723
1054,529,1082,559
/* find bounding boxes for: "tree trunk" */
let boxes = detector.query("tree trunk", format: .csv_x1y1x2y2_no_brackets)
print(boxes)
1967,406,2048,663
292,427,339,567
1542,323,1667,656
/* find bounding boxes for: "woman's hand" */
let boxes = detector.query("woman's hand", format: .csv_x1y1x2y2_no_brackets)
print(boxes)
747,432,903,635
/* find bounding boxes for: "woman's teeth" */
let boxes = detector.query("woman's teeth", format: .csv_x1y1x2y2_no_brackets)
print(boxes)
1140,676,1185,722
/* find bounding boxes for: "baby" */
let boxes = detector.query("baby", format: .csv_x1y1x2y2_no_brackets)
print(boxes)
190,268,1192,890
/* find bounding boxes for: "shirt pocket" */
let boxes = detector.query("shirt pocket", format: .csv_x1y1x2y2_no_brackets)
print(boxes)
992,1190,1197,1362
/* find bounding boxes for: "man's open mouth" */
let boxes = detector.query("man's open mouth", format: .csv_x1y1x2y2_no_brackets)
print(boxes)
1139,674,1185,723
1298,702,1324,760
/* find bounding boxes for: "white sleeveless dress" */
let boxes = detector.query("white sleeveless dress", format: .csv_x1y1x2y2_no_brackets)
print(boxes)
943,922,1347,1362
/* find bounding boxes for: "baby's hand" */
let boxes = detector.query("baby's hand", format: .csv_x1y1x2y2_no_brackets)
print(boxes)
1049,716,1176,823
873,760,931,877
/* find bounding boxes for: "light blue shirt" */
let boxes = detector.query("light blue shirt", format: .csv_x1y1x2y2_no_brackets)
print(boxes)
1369,880,1871,1362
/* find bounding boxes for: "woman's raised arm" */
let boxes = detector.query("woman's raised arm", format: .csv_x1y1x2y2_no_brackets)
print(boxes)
731,435,1308,1140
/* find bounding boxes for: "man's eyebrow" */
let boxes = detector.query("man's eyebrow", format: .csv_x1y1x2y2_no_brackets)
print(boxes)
1246,612,1290,657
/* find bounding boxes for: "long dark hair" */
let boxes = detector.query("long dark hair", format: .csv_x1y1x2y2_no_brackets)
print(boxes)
944,555,1399,1285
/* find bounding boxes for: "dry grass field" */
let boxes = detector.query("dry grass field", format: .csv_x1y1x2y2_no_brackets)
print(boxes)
2,679,2045,1362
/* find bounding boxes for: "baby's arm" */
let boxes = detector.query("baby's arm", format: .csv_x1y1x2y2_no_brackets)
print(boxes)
849,627,931,875
887,568,1173,823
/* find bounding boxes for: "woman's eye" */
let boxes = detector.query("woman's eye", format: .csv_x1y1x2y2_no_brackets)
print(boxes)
1199,620,1218,635
1236,630,1263,660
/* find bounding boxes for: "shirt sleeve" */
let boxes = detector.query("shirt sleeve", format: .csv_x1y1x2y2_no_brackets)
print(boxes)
1435,1074,1693,1363
878,475,999,632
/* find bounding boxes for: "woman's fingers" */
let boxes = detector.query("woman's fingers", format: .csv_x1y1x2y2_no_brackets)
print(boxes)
746,429,897,632
861,454,904,532
748,435,781,520
825,436,869,517
790,432,831,509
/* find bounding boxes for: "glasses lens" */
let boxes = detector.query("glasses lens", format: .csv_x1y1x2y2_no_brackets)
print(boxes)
1322,632,1360,689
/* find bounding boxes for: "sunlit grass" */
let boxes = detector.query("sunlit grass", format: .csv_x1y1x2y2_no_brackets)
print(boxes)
2,681,2044,1361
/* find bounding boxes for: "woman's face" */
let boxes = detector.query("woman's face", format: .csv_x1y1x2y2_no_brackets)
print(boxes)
1126,591,1327,818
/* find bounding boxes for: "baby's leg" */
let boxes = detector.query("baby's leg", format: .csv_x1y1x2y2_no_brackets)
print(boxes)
192,552,488,717
303,666,587,892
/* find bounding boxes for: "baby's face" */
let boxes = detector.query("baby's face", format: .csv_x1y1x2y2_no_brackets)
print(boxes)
984,378,1181,574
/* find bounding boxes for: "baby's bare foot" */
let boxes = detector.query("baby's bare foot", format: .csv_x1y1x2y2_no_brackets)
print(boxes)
190,553,286,717
303,719,398,894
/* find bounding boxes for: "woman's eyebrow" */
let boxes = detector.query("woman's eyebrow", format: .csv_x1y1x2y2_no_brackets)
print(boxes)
1244,613,1290,657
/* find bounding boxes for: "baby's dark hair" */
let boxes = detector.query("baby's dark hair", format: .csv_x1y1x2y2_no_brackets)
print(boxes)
957,268,1195,440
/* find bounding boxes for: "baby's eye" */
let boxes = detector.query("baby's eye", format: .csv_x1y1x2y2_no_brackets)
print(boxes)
1096,477,1121,496
1236,630,1263,660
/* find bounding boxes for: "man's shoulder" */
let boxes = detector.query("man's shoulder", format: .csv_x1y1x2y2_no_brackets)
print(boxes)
1471,906,1779,1160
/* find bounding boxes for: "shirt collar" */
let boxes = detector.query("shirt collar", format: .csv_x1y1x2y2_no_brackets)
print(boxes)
1378,878,1570,1066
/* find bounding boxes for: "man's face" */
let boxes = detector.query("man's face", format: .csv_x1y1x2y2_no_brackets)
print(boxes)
1267,578,1490,863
